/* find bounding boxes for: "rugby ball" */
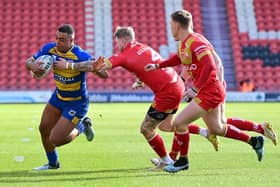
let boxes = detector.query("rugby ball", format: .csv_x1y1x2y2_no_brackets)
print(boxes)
31,55,54,79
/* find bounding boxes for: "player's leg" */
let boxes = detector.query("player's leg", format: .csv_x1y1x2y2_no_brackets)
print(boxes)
158,115,174,132
33,103,61,170
203,105,265,161
49,98,90,146
220,102,277,145
81,116,95,141
164,101,206,173
226,118,277,145
141,106,175,169
49,116,78,146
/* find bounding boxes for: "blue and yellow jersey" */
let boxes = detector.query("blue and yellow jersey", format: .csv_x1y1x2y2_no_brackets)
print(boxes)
33,42,93,101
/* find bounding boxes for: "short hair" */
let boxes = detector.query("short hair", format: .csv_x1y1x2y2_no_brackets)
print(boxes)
113,26,135,41
171,10,193,29
57,24,75,38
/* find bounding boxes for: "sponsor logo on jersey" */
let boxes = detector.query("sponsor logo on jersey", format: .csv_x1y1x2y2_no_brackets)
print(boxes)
68,110,76,116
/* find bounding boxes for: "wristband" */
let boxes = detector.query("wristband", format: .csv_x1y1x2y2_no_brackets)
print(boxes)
191,87,198,93
181,77,185,82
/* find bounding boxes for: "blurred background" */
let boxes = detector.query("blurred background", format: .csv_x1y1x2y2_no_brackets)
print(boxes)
0,0,279,102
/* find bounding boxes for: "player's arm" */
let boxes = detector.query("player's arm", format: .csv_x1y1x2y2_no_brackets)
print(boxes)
54,57,106,72
53,58,108,79
132,77,145,89
212,50,224,82
54,58,93,71
73,57,109,78
194,52,216,91
184,48,214,100
94,70,109,79
25,56,45,77
180,66,191,82
144,54,181,71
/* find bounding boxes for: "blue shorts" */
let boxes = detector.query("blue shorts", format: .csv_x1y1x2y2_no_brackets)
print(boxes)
48,92,89,125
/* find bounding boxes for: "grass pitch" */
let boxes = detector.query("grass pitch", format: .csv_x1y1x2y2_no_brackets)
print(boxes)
0,103,279,187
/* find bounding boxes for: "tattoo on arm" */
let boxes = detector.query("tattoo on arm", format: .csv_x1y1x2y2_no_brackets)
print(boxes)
74,61,93,72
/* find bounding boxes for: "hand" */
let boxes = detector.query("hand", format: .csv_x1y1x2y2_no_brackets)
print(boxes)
183,87,198,102
92,56,105,72
132,80,144,89
54,58,68,70
144,64,158,71
30,61,45,78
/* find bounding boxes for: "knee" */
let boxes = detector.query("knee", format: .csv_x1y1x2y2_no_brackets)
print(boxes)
209,124,226,136
39,122,50,137
172,119,186,132
140,125,155,139
158,124,174,132
140,125,151,135
49,134,62,146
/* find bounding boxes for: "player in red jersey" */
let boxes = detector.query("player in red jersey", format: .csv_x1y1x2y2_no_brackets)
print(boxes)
100,26,187,168
145,10,275,172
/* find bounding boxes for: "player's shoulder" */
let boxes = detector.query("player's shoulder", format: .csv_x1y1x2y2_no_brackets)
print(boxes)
41,42,56,52
72,44,93,61
189,33,212,51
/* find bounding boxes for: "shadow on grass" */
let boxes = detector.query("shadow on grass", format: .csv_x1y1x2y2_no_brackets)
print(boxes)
0,167,177,183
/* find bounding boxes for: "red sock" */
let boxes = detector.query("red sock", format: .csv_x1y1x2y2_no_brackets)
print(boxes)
175,131,190,157
227,118,264,134
188,124,200,134
148,134,167,158
169,134,179,161
224,125,250,143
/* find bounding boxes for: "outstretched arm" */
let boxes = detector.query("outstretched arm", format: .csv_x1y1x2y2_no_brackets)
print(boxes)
94,70,109,79
53,57,108,78
144,54,181,71
54,58,94,71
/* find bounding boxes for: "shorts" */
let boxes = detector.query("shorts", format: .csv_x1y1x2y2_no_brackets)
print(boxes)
194,81,225,111
152,80,185,113
147,106,177,121
49,92,89,125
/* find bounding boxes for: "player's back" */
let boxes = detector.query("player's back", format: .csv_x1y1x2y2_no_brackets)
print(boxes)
119,41,181,93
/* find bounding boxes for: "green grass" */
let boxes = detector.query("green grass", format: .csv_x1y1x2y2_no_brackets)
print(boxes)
0,103,279,187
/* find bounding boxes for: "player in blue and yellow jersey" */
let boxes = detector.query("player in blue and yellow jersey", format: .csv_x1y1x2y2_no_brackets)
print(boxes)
25,24,107,170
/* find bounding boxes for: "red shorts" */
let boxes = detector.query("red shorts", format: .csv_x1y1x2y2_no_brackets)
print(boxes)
194,81,225,111
152,80,185,113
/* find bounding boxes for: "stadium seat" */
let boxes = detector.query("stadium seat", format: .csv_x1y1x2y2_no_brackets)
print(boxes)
0,0,86,91
226,0,280,91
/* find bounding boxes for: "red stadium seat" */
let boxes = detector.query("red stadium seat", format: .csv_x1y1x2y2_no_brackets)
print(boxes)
0,0,86,91
227,0,280,91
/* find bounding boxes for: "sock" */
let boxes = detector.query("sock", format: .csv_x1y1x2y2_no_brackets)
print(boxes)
76,121,85,135
199,128,208,137
175,131,190,157
169,134,179,161
46,150,58,166
224,125,250,143
188,124,200,134
161,155,174,164
148,134,167,158
227,118,264,134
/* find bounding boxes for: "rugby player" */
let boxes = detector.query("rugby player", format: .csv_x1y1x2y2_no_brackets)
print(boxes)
26,24,107,170
145,10,276,172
